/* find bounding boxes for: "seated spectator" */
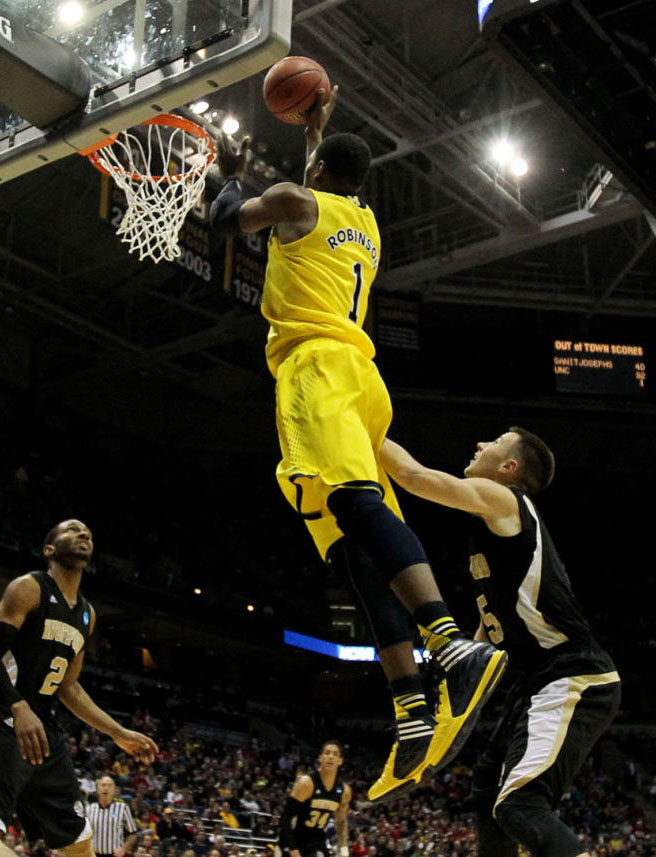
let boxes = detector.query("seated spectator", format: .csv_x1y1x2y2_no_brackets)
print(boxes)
352,833,369,857
219,802,239,829
157,808,190,850
167,783,185,806
113,754,132,785
208,825,226,847
191,831,208,857
140,832,156,854
239,790,260,814
80,770,97,798
137,809,158,833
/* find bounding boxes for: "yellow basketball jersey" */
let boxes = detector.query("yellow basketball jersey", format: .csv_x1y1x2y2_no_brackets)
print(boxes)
262,189,380,376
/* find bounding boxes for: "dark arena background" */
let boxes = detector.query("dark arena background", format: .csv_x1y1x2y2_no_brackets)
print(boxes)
1,0,656,855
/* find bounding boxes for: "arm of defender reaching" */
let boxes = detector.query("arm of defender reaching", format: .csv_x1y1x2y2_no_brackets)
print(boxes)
210,180,316,235
334,783,352,857
58,608,159,765
210,128,316,236
0,575,50,765
380,437,518,520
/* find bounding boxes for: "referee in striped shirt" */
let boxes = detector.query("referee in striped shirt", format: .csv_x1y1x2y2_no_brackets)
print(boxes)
86,775,138,857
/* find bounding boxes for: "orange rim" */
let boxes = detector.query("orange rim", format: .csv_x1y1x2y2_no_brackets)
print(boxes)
77,133,120,157
81,113,216,182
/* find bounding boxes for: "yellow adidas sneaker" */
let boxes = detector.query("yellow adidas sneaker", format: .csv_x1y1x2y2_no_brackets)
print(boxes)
427,639,508,771
367,713,435,803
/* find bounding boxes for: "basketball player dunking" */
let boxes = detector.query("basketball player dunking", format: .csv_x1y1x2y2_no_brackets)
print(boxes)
210,88,507,802
277,741,351,857
0,520,158,857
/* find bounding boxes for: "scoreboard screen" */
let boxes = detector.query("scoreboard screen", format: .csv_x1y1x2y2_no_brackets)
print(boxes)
553,340,646,396
479,0,561,29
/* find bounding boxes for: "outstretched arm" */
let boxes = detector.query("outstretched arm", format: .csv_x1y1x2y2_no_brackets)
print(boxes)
381,438,518,520
58,610,159,764
304,85,339,186
59,672,158,763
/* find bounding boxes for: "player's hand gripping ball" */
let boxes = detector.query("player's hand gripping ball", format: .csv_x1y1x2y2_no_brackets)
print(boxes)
263,56,331,124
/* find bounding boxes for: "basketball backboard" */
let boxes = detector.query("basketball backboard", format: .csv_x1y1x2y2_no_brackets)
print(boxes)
0,0,291,182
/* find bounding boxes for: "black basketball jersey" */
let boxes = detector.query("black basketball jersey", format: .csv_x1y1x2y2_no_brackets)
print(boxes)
3,572,92,726
469,489,615,685
294,770,346,850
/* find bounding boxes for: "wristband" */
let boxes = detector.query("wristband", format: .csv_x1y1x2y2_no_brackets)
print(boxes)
209,178,244,236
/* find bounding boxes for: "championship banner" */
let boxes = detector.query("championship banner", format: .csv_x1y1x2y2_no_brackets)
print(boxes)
222,230,269,310
374,294,420,351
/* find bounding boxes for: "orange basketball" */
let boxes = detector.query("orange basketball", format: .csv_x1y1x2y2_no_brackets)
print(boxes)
263,56,331,125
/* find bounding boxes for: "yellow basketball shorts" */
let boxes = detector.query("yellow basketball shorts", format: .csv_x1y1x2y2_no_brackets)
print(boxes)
274,338,404,559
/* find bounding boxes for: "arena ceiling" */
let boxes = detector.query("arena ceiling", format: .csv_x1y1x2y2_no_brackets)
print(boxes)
0,0,655,449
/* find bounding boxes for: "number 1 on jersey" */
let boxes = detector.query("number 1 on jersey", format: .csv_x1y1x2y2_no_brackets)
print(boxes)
349,262,363,322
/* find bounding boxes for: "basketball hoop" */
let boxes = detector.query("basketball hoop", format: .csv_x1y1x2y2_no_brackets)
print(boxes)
81,114,216,263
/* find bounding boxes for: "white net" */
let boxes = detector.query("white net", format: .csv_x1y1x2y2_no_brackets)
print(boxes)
91,117,215,263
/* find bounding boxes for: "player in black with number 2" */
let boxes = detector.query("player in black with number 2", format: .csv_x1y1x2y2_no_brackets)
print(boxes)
0,520,158,857
277,741,351,857
381,428,621,857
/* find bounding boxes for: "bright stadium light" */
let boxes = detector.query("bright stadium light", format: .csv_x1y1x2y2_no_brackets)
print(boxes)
191,100,210,115
121,47,136,69
222,116,240,135
58,1,84,25
490,139,516,166
511,156,529,177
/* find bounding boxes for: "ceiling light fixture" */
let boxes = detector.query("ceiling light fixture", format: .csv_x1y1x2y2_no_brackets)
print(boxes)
57,1,84,25
490,139,516,166
511,157,529,177
221,116,240,135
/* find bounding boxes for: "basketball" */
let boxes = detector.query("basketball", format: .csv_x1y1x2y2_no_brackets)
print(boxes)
263,56,331,125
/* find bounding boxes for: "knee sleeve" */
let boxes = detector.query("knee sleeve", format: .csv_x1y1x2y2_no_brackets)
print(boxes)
327,488,427,583
326,538,414,649
495,798,584,857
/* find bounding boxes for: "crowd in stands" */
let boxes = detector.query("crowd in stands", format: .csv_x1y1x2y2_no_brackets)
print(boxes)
2,701,655,857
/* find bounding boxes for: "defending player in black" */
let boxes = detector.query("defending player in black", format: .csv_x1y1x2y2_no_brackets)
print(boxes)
277,741,351,857
0,519,158,857
381,429,621,857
